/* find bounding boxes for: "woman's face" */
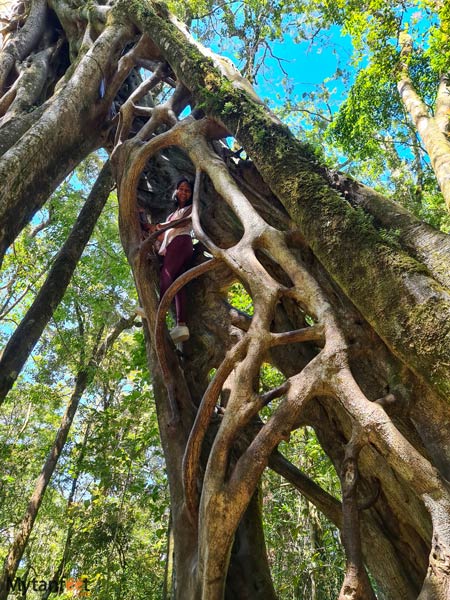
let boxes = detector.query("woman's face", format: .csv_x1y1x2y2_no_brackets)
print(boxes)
176,182,192,207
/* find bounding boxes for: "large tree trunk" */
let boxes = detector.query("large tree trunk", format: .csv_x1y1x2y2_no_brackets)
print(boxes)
397,33,450,213
0,161,113,403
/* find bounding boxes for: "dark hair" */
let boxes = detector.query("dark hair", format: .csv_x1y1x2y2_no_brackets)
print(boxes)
176,176,193,189
173,177,193,207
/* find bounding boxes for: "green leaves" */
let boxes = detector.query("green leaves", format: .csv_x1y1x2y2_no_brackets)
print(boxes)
228,282,254,315
327,63,400,159
263,428,344,597
0,150,168,597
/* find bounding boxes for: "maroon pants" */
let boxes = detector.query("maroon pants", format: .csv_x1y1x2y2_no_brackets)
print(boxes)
160,235,193,323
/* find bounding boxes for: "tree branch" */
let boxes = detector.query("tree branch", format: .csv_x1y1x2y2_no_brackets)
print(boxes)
0,0,48,93
154,258,221,425
0,161,113,405
268,450,342,528
338,430,376,600
269,324,324,347
182,336,249,525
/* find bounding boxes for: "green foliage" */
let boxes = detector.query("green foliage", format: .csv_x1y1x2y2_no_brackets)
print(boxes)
327,65,399,159
0,154,168,598
169,0,449,230
65,381,168,600
321,1,449,224
263,428,344,599
425,2,450,74
227,281,254,315
0,319,168,599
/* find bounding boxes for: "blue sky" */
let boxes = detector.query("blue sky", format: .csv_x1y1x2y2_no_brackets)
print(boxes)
255,26,354,106
194,10,355,114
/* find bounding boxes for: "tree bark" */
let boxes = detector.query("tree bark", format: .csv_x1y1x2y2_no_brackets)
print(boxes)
0,0,48,93
110,11,450,598
0,160,113,404
325,169,450,290
2,2,450,599
397,74,450,214
338,434,376,600
0,21,133,266
397,33,450,213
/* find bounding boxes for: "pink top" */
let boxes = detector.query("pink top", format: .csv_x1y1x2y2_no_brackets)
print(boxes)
158,205,193,256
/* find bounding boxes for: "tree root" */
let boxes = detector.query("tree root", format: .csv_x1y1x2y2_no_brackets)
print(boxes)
155,258,221,424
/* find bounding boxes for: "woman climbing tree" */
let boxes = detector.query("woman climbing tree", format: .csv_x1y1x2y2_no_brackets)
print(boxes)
157,177,194,343
138,178,194,343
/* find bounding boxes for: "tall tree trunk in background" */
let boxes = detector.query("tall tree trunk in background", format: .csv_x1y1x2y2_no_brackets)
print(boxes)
0,161,113,403
397,32,450,212
0,317,135,599
0,1,449,599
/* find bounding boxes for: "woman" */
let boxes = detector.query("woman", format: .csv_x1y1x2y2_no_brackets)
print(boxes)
155,177,194,344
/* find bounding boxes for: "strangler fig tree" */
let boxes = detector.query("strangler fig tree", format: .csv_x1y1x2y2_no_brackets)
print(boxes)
0,1,449,599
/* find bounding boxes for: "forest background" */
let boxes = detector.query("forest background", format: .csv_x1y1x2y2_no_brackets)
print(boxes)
0,0,449,598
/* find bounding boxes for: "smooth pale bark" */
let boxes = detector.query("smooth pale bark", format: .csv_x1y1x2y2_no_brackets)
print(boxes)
397,74,450,213
435,75,450,135
397,34,450,212
0,161,113,404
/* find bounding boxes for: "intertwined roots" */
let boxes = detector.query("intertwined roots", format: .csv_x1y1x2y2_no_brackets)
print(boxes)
113,54,450,597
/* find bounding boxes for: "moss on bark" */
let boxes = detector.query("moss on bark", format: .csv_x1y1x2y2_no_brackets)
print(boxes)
121,5,450,398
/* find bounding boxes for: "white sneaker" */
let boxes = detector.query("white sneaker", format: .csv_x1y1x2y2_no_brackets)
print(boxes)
170,325,190,343
135,306,146,318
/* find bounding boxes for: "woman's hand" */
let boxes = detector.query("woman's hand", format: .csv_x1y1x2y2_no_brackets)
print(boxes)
149,223,165,243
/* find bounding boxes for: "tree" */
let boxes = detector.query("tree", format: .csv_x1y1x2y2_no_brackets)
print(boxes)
0,312,136,598
0,1,449,599
322,1,450,224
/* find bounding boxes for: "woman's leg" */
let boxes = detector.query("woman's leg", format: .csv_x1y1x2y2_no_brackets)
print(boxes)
160,235,193,323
